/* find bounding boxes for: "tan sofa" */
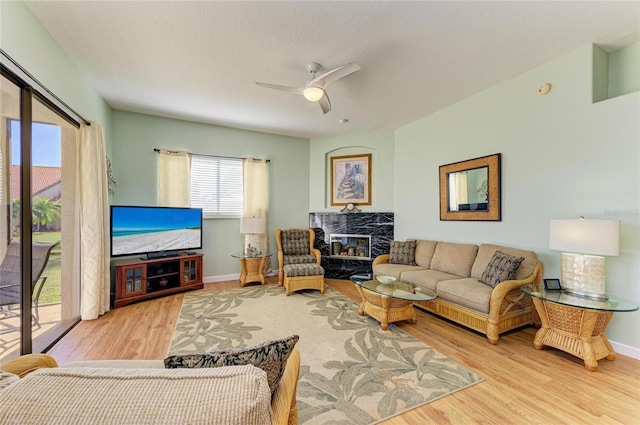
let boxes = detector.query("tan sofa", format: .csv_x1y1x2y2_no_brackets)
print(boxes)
0,351,300,425
373,240,543,344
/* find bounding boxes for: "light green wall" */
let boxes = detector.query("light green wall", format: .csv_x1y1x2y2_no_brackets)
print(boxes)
111,111,310,277
609,42,640,98
0,1,112,151
394,44,639,349
309,131,395,212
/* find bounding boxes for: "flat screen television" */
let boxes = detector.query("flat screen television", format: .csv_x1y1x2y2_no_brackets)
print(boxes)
110,205,203,258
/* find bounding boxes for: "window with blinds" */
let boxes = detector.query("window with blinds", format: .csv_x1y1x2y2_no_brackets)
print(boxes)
190,155,243,218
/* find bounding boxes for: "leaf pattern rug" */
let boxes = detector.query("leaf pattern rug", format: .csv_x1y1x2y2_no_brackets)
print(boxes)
168,284,483,424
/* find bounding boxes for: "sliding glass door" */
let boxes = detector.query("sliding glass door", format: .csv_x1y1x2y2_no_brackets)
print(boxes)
0,72,80,361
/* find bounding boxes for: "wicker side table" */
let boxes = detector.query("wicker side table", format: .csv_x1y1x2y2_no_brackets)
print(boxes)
231,252,272,287
521,284,638,372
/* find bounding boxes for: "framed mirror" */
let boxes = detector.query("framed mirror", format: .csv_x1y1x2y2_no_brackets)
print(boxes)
439,153,501,221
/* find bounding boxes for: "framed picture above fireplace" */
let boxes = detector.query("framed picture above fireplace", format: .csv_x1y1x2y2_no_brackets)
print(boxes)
330,153,372,206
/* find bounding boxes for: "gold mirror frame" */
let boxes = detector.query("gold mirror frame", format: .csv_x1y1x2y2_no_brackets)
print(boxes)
439,153,501,221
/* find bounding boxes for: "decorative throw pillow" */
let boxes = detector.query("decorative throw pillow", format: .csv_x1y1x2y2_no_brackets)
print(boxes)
480,251,525,288
388,240,417,265
164,335,299,396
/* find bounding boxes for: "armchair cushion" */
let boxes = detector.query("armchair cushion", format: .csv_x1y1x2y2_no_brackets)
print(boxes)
0,371,20,390
282,255,317,265
280,230,311,255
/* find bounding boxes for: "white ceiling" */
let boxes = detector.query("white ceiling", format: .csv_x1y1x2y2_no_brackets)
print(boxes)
24,1,640,139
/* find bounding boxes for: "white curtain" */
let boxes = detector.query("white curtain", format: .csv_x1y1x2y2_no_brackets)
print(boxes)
78,121,110,320
157,149,191,207
449,172,468,211
243,158,270,273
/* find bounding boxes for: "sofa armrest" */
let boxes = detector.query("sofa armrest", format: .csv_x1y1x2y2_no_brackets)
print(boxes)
0,354,58,378
486,261,543,343
490,261,543,307
372,254,390,266
271,349,300,425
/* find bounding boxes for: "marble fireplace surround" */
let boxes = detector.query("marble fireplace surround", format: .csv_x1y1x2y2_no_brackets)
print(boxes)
309,212,394,279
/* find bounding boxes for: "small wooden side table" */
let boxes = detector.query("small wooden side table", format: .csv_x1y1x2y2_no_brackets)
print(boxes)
231,252,272,287
521,284,638,371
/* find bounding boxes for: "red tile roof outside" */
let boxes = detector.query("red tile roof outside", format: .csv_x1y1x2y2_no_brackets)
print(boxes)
10,165,62,200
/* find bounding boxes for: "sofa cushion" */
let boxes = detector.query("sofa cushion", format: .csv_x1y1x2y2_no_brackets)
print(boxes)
436,278,493,314
164,335,299,396
388,240,417,265
399,269,461,292
414,240,438,268
430,242,479,277
479,251,525,288
373,263,424,280
0,366,272,425
471,244,538,281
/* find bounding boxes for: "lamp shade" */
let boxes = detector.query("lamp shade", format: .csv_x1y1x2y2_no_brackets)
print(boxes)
240,217,266,234
549,219,619,256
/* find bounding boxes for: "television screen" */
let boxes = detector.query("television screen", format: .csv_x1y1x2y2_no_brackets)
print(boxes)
110,206,203,257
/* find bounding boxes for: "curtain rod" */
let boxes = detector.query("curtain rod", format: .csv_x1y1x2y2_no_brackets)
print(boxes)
1,49,91,126
153,148,270,163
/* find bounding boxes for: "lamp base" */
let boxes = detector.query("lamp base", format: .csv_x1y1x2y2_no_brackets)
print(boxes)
560,253,608,300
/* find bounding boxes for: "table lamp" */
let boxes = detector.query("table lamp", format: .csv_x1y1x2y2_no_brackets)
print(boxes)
549,217,620,300
241,217,266,256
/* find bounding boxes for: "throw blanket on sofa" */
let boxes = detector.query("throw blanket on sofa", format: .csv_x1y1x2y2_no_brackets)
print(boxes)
0,365,272,425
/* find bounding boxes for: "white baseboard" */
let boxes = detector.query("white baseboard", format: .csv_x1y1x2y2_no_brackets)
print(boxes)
203,271,277,284
200,274,640,360
610,340,640,360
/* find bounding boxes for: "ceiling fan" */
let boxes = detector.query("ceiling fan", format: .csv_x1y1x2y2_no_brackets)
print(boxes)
255,62,361,114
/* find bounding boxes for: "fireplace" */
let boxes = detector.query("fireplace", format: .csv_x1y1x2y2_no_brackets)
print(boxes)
329,234,372,259
310,212,394,279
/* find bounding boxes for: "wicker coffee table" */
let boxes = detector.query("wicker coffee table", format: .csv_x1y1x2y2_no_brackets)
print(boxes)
351,276,436,330
521,284,638,371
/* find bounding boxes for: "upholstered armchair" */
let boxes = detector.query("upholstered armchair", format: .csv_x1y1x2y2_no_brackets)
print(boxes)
275,229,321,285
275,229,324,295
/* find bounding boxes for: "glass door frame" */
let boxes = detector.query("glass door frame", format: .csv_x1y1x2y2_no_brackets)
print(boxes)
2,64,80,355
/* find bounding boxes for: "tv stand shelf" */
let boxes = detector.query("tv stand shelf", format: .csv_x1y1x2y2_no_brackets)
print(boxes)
111,253,203,309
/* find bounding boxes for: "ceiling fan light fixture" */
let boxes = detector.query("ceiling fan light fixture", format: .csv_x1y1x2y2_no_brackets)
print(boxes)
303,86,325,102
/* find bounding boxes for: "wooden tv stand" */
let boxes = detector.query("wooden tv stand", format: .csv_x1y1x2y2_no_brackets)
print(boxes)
111,253,203,309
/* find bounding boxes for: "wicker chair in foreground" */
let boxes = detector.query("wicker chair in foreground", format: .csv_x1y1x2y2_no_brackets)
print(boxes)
275,229,325,296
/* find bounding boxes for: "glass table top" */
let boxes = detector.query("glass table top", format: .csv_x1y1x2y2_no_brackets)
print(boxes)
521,284,639,312
351,277,436,302
231,252,273,259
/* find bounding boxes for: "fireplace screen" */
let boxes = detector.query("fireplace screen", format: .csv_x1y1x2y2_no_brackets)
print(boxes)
329,234,371,259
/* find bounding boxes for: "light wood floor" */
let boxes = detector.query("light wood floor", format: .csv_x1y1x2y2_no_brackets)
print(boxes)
48,277,640,424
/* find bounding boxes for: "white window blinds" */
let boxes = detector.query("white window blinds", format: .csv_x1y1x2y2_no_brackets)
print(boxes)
190,155,243,218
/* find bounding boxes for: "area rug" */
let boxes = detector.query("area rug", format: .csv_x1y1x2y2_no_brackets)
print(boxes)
168,285,483,424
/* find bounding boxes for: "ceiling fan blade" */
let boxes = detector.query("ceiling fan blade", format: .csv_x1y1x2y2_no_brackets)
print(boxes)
309,62,361,87
318,93,331,114
255,82,304,95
